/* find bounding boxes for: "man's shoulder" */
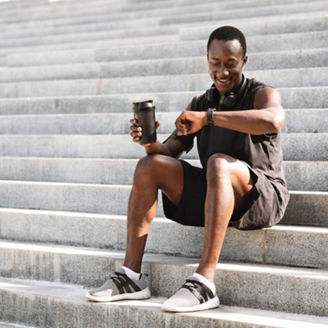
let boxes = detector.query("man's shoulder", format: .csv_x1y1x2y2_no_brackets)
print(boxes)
246,77,268,89
190,91,208,111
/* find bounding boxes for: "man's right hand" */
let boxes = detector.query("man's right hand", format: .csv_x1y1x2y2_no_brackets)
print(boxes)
129,119,160,145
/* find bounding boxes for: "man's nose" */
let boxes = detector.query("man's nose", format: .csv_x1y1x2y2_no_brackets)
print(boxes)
216,65,229,78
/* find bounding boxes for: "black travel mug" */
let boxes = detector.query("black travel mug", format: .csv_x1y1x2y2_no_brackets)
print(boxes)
133,100,157,144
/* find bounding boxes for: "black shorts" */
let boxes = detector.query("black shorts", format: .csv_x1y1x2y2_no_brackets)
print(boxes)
162,160,289,230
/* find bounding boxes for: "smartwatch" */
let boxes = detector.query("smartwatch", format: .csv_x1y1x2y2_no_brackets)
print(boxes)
207,108,215,126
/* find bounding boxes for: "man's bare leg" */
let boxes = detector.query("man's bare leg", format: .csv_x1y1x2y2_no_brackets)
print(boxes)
196,153,254,282
123,154,184,273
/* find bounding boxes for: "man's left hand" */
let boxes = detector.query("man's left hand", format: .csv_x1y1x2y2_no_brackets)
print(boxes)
175,111,207,136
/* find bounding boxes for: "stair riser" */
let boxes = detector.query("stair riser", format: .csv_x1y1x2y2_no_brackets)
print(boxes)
162,1,328,25
0,289,285,328
0,68,326,98
1,0,323,26
1,11,326,44
180,13,328,41
0,29,325,59
0,184,325,223
0,248,326,316
0,109,326,135
0,214,326,267
1,49,328,82
0,88,326,115
0,134,325,161
0,158,326,191
7,28,327,67
0,34,179,58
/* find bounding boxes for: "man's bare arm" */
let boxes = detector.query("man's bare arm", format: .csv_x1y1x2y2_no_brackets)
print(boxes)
175,88,285,136
144,138,186,158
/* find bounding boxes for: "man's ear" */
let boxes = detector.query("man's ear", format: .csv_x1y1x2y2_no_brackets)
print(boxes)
243,55,248,66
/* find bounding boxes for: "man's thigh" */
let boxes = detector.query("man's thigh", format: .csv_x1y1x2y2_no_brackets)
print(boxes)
206,153,254,211
136,154,184,207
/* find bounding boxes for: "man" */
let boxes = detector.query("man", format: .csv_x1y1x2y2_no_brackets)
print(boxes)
86,26,290,313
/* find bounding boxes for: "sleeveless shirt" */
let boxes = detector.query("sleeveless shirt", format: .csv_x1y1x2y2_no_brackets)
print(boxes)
171,77,288,187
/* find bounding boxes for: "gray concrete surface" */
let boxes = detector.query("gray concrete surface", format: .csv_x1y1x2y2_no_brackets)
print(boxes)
0,133,325,161
0,157,326,191
0,0,327,326
0,109,325,135
0,68,326,98
0,251,327,316
0,278,327,327
1,48,328,82
0,181,325,224
0,88,326,116
0,213,326,268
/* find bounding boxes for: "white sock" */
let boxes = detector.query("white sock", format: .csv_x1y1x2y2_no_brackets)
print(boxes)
191,273,216,295
121,266,141,280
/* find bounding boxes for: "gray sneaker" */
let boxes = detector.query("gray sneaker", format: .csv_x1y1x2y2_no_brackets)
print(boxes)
162,277,220,312
86,268,151,302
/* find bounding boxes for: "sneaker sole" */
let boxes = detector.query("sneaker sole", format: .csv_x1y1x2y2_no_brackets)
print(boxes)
161,296,220,313
86,287,151,302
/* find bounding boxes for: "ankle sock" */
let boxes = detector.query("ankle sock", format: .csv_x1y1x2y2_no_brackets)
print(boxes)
191,273,216,295
121,266,141,280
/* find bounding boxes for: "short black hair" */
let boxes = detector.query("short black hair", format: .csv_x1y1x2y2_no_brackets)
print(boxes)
207,26,247,56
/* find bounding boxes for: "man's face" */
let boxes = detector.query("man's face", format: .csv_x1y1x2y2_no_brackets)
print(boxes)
207,39,247,95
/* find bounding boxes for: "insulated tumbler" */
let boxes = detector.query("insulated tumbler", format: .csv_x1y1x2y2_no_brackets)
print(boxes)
133,100,157,144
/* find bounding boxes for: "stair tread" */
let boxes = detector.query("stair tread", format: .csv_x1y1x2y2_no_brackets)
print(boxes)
0,276,327,327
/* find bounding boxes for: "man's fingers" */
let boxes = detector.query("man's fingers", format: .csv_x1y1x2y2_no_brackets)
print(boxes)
130,130,142,137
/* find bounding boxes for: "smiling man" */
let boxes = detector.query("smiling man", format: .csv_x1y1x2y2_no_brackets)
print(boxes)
87,26,290,313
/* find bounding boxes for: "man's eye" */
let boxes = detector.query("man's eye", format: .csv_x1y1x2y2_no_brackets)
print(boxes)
225,63,238,69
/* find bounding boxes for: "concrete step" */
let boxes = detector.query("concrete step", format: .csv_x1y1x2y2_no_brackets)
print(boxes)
161,0,328,25
179,11,328,41
0,0,125,22
0,181,325,225
0,34,180,58
0,206,325,253
0,29,326,63
0,109,325,135
1,0,323,26
0,210,326,268
0,278,327,328
0,133,325,161
0,68,327,98
0,322,35,328
6,23,328,67
0,246,327,316
2,16,161,44
1,48,327,82
0,6,325,43
0,156,325,191
0,88,326,115
0,24,180,50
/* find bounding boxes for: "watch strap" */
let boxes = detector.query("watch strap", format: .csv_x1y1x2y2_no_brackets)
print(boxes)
207,108,215,126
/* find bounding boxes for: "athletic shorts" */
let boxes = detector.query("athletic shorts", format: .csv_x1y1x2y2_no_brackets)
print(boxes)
162,160,290,230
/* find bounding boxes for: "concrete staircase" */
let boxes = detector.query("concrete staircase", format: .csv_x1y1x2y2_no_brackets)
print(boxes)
0,0,327,326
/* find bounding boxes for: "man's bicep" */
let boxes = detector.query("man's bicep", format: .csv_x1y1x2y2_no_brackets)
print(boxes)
254,87,282,110
254,87,285,131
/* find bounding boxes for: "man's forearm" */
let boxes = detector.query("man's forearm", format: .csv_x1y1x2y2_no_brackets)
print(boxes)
144,140,171,156
212,108,284,135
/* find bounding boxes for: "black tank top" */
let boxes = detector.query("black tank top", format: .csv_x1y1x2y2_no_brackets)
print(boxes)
172,77,287,186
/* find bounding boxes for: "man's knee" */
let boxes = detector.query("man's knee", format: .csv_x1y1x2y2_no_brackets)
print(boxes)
206,153,236,186
134,154,165,180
